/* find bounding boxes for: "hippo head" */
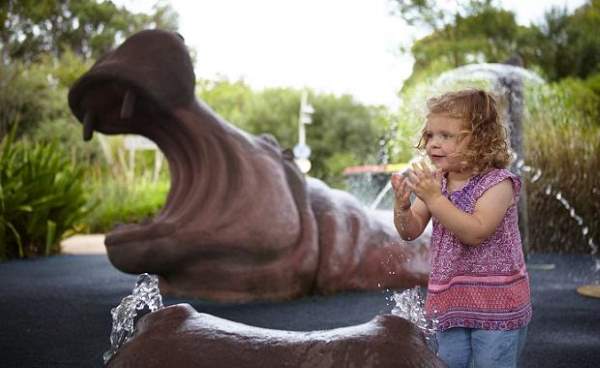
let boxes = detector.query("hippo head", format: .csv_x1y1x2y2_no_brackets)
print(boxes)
68,29,195,139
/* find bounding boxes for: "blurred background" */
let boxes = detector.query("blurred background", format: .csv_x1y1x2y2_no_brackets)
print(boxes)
1,0,598,260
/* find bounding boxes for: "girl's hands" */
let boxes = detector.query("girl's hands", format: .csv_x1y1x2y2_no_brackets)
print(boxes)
405,162,442,205
391,170,412,210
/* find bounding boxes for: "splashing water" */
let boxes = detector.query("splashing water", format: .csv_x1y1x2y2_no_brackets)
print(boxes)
391,287,438,351
434,63,545,89
543,184,599,259
513,158,599,276
514,158,543,184
370,180,392,210
103,274,164,365
369,155,432,210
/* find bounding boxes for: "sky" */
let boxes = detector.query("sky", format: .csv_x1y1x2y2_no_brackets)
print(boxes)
115,0,587,109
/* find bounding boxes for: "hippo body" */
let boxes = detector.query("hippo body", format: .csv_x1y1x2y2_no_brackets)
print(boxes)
68,30,431,302
107,304,445,368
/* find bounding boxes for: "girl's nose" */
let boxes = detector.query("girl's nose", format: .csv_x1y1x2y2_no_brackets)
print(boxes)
428,136,441,148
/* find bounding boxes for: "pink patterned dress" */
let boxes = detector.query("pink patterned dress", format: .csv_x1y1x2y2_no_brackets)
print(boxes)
425,168,532,331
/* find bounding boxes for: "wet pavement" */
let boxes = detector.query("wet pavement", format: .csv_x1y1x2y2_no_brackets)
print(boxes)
0,252,598,367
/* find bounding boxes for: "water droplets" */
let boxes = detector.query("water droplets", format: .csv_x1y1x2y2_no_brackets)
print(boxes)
390,287,438,352
541,181,598,275
103,274,164,364
434,63,545,89
514,160,543,184
370,180,392,210
590,238,598,257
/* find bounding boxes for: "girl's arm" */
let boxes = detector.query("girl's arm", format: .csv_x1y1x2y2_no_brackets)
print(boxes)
394,197,431,241
410,169,514,246
391,172,431,241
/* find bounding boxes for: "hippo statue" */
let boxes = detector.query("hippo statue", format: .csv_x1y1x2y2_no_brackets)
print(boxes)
107,303,445,368
68,29,430,302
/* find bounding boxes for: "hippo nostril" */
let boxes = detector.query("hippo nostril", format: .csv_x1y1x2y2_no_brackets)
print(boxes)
83,111,95,141
120,89,136,119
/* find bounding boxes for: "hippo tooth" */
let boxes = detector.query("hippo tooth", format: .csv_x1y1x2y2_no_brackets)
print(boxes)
120,90,135,119
83,111,94,141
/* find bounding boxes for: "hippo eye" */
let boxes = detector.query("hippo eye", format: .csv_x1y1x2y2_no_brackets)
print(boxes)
175,32,185,41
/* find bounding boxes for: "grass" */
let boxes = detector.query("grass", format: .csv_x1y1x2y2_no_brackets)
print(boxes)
524,115,600,254
83,176,169,234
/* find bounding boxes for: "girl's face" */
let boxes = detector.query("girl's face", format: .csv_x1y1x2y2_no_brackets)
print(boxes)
423,114,471,172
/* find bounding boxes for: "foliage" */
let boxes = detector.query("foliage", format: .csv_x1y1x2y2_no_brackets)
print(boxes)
197,78,254,127
84,176,169,233
198,78,389,188
393,0,532,87
393,0,600,89
385,102,423,164
0,51,105,167
1,45,109,164
524,81,600,253
539,78,600,127
531,0,600,81
243,87,302,147
393,0,491,31
0,61,61,140
0,127,93,261
0,0,178,63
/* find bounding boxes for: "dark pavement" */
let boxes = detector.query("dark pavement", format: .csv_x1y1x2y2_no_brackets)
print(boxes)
1,252,599,368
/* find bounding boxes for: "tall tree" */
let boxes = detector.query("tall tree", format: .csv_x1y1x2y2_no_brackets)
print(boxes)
392,0,600,86
532,0,600,81
0,0,178,64
197,78,388,187
393,0,538,87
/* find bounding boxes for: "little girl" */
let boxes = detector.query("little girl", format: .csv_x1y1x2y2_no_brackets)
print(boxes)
391,89,531,368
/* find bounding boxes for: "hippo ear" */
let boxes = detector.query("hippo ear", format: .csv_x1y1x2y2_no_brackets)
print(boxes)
258,133,280,148
282,148,294,161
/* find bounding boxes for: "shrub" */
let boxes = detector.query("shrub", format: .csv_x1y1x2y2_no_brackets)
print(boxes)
524,81,600,254
0,128,93,261
84,177,169,233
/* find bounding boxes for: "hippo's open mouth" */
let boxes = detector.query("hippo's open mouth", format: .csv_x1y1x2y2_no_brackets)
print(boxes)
68,31,200,252
71,80,184,248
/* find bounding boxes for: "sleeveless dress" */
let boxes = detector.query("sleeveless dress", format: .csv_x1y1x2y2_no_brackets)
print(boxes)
425,168,532,331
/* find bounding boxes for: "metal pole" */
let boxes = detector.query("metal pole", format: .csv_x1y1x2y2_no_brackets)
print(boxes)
298,90,307,147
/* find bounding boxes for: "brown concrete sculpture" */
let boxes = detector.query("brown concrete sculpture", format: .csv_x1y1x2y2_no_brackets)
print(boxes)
107,303,445,368
68,29,430,302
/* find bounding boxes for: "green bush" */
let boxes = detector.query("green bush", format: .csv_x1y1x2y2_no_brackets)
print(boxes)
525,81,600,254
84,177,169,233
0,129,93,261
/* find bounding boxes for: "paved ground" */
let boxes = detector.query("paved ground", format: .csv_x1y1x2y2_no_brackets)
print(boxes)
1,238,599,368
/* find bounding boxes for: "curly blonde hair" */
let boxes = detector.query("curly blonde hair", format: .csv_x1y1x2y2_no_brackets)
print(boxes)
417,89,512,174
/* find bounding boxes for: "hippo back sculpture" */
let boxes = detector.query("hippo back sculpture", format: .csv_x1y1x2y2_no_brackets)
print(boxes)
107,303,445,368
68,30,431,302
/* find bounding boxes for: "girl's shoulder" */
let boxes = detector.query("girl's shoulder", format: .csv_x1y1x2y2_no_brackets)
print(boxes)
473,168,521,199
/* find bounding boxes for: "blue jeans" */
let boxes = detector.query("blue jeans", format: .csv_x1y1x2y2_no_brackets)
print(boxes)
436,327,528,368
